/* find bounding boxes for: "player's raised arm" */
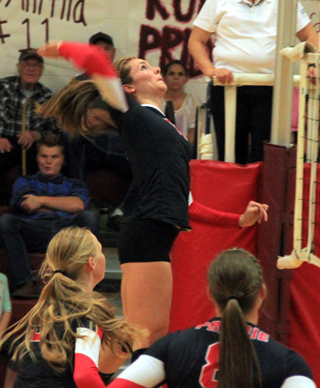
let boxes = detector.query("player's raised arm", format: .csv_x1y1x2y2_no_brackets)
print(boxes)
37,41,128,113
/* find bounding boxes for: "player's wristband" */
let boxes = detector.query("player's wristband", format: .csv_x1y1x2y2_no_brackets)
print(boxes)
59,42,116,77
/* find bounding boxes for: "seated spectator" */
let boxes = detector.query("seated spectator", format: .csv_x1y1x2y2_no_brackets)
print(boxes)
0,271,11,340
106,248,315,388
0,48,58,205
0,271,13,388
162,60,201,146
0,133,98,299
62,33,136,230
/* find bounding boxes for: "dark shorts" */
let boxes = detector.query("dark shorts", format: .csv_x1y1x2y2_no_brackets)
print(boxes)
118,219,180,264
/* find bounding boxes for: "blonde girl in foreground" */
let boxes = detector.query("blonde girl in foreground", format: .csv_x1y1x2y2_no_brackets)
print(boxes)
1,226,135,388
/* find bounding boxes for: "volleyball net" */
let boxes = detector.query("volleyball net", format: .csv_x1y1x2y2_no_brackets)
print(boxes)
277,51,320,269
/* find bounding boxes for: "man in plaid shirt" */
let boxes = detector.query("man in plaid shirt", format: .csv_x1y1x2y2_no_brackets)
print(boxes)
0,48,58,205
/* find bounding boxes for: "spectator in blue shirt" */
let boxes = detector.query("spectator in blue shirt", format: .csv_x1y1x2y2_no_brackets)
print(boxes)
0,133,98,299
0,48,59,205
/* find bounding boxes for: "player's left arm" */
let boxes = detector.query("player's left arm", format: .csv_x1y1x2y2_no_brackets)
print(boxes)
188,200,268,228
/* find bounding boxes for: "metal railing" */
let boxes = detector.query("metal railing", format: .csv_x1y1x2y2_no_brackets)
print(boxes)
212,74,301,162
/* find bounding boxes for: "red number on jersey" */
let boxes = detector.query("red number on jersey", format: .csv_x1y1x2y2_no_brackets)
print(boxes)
199,343,220,388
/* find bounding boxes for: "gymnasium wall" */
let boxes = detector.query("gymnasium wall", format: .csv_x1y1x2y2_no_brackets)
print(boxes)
0,1,319,101
0,0,209,100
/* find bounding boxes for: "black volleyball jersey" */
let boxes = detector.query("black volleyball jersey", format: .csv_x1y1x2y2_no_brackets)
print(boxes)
14,318,105,388
119,100,193,230
108,319,314,388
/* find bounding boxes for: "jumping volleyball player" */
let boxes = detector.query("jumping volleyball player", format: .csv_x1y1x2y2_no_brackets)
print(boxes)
36,41,268,361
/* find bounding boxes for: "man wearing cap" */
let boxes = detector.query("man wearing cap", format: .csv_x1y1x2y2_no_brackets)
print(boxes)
0,48,58,205
89,32,116,59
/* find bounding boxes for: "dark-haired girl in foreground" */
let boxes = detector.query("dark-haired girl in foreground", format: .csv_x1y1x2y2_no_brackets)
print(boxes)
1,227,135,388
36,42,268,361
107,248,315,388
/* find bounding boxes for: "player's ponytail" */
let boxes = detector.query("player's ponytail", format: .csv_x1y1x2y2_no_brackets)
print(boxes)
38,80,102,136
37,56,138,138
208,248,263,388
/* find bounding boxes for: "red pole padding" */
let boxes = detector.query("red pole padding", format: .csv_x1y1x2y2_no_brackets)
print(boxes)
170,160,261,333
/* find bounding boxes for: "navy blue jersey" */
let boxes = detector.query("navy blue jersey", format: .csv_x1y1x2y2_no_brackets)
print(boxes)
14,318,105,388
119,99,193,230
109,319,314,388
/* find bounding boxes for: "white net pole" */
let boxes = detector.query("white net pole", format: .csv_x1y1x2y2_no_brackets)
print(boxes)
306,55,320,255
277,53,320,269
271,0,297,146
293,61,308,253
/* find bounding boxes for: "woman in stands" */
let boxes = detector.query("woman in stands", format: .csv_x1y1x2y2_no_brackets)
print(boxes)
0,226,134,387
107,248,315,388
162,59,201,146
36,41,268,362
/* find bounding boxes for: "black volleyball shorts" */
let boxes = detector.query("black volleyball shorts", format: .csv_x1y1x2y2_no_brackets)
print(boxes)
118,219,180,264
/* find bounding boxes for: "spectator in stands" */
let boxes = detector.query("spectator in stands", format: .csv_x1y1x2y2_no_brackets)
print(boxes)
0,48,58,205
0,270,13,388
63,32,136,231
162,60,201,146
188,0,318,164
0,133,98,299
106,248,315,388
0,271,11,341
1,226,135,388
